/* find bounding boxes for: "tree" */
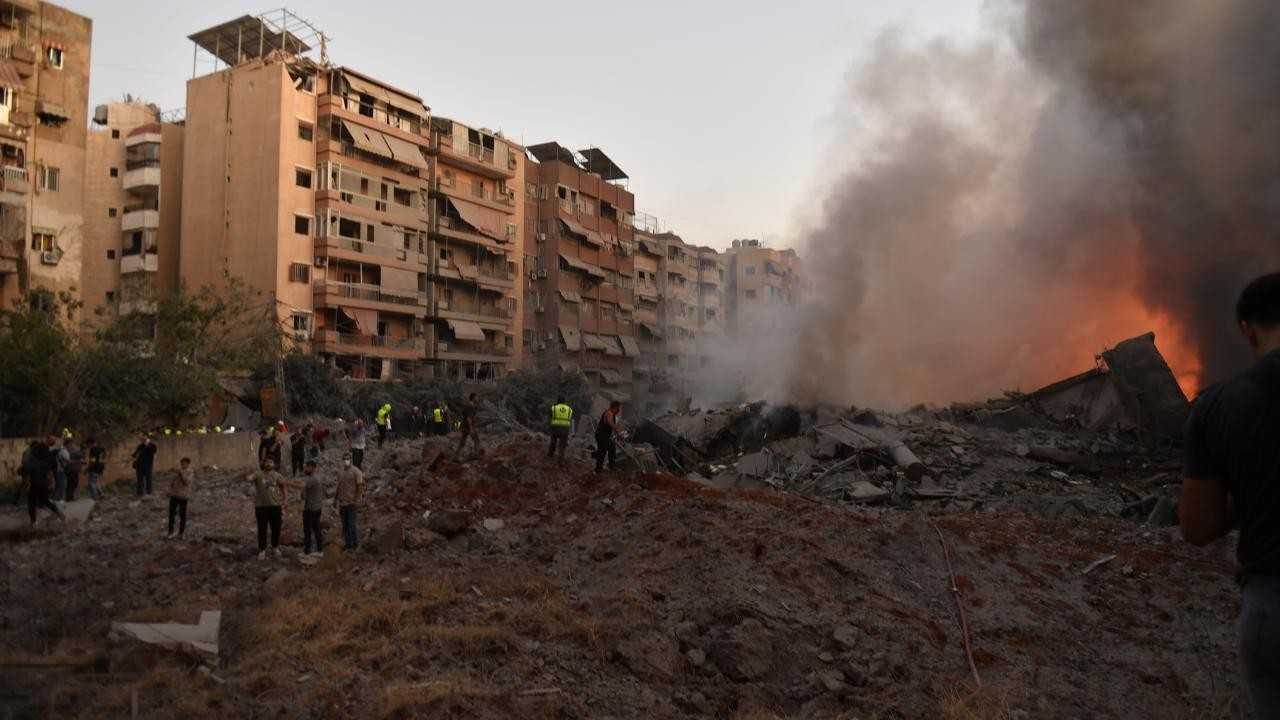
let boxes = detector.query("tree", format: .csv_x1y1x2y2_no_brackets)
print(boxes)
0,289,89,437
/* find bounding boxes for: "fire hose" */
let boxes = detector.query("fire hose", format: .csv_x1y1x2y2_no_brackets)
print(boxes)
932,521,982,690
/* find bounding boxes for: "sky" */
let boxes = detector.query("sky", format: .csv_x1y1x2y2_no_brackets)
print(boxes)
64,0,985,251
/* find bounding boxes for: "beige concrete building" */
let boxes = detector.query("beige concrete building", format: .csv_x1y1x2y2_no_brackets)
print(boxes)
425,117,523,380
522,143,638,402
0,1,91,314
81,99,184,336
180,13,432,379
725,238,802,334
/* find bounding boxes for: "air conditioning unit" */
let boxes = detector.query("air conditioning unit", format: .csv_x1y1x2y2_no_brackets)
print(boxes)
40,250,58,265
536,269,547,278
536,233,547,241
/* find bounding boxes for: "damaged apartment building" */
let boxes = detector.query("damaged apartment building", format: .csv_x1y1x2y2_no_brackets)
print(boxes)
0,0,91,313
521,142,639,402
632,226,728,416
725,238,803,334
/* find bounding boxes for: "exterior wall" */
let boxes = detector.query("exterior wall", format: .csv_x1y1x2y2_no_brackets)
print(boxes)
157,122,184,299
0,2,91,316
726,240,803,335
0,432,260,488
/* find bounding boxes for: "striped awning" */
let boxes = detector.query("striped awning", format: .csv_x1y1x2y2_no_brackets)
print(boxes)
0,60,22,90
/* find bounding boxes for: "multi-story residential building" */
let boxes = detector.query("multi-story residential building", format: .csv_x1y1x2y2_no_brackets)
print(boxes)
425,117,523,380
632,229,727,414
725,238,802,334
522,142,638,402
82,99,184,336
0,1,91,313
180,13,431,380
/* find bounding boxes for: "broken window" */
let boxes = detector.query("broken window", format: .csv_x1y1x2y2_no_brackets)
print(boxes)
111,129,120,140
292,313,310,331
601,201,618,222
338,217,360,239
393,187,411,206
472,179,485,199
45,46,63,69
106,249,115,259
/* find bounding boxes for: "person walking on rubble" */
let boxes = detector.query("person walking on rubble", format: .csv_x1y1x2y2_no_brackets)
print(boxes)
244,458,303,560
167,457,194,540
1182,272,1280,718
347,418,368,470
22,439,63,525
548,397,574,467
290,428,307,477
594,401,622,473
301,459,324,556
375,403,392,448
85,437,106,502
452,393,481,462
431,401,449,437
334,452,364,550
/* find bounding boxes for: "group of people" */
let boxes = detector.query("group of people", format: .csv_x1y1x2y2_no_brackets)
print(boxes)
13,435,112,525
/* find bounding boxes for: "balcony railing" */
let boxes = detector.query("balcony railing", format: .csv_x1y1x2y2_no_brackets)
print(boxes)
314,279,425,307
0,165,26,193
315,328,426,352
467,143,495,163
477,266,512,283
438,341,512,357
125,159,160,171
433,300,512,320
318,235,422,262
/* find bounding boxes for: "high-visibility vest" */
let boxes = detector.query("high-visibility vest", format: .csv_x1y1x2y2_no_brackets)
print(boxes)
214,426,222,433
432,407,444,422
61,427,72,439
550,404,573,427
376,406,390,426
164,428,172,435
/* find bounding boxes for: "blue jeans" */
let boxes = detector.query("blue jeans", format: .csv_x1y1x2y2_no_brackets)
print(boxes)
1241,576,1280,719
87,472,103,502
340,505,358,549
53,469,66,501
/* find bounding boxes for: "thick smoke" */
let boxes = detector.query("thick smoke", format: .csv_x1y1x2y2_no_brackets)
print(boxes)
784,0,1280,408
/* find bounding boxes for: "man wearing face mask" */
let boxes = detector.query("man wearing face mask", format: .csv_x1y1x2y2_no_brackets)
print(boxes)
334,452,365,551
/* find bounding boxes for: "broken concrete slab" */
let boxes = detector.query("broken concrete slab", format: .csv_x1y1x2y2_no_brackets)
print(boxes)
426,509,473,537
111,610,221,660
848,481,891,503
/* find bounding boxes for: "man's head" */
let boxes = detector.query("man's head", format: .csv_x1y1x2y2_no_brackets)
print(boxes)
555,396,565,405
355,418,364,428
1237,272,1280,357
264,458,276,471
609,400,621,411
469,393,478,404
342,452,352,467
304,459,317,475
87,437,97,447
180,457,191,469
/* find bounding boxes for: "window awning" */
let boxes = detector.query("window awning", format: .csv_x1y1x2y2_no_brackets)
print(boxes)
766,260,786,276
448,319,486,341
582,333,610,353
603,336,623,356
618,335,641,357
457,264,479,281
618,302,635,313
640,321,664,338
558,252,606,280
342,73,388,103
341,307,379,335
558,325,581,351
435,263,461,280
37,101,69,120
599,368,625,385
386,92,427,119
559,218,604,247
381,131,428,170
341,119,393,160
558,289,580,303
0,60,21,90
447,197,506,242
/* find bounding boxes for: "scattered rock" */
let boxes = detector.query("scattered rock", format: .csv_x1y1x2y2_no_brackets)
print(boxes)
264,569,290,590
368,520,403,555
482,518,505,532
832,623,859,651
686,647,706,667
426,509,474,537
710,618,774,682
816,669,848,694
615,628,681,681
672,621,700,645
849,481,890,503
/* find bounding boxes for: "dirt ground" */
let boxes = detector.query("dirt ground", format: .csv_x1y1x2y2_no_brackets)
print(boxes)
0,432,1245,719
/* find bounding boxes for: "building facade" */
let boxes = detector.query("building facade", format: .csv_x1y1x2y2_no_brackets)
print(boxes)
522,143,638,402
0,0,91,313
425,117,523,380
81,100,184,337
725,238,802,334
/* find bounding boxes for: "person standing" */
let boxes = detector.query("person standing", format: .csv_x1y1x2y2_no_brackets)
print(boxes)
300,460,324,556
311,423,329,455
410,406,425,438
1182,272,1280,718
131,434,158,496
289,429,306,477
167,457,194,540
12,440,36,505
23,440,63,525
431,402,450,437
375,403,392,448
53,437,70,501
548,397,574,467
334,452,364,550
594,401,622,473
85,438,106,502
452,393,481,462
62,440,82,502
243,458,302,560
347,418,368,470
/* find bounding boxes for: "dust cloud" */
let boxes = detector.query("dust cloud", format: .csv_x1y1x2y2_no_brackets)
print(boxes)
779,0,1280,409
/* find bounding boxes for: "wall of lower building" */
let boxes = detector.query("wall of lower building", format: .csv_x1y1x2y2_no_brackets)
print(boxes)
0,432,260,489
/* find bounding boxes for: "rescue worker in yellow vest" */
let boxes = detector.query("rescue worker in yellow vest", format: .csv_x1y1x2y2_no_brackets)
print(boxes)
548,397,573,467
431,402,449,437
375,403,392,448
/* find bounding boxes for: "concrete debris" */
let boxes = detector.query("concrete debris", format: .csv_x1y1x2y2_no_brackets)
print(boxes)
111,610,221,660
482,518,505,532
426,509,473,537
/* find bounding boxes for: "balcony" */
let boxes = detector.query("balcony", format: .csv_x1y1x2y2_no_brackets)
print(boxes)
0,37,35,76
434,215,510,252
319,187,426,226
315,235,426,267
0,165,27,193
313,278,427,316
121,251,158,274
431,299,513,324
433,136,515,180
123,162,160,192
433,340,514,362
314,328,426,360
121,206,159,231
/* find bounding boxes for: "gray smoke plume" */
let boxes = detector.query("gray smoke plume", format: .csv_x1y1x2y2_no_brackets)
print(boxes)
784,0,1280,408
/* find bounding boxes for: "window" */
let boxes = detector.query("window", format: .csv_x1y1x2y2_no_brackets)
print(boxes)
745,289,757,299
111,129,120,140
108,208,117,218
106,249,115,259
38,166,60,191
292,313,310,331
288,263,310,283
392,187,411,206
295,168,312,189
105,291,115,302
298,123,313,141
472,179,485,199
109,167,119,178
294,215,311,235
744,265,756,276
31,232,54,251
45,46,63,69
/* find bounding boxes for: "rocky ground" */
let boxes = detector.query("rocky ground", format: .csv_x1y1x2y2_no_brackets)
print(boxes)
0,426,1246,719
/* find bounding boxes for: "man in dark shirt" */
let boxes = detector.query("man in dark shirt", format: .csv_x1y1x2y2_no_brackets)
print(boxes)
452,393,481,462
23,441,63,525
290,429,307,476
1182,272,1280,717
594,401,622,473
131,434,158,496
